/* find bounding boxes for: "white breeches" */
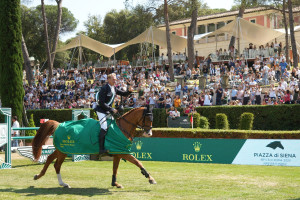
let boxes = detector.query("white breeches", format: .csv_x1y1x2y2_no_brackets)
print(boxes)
97,112,108,130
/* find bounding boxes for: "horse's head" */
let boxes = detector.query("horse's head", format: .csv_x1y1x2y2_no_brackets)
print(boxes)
117,106,153,140
139,106,153,137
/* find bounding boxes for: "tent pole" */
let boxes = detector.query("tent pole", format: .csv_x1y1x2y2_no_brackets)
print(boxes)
151,26,154,65
216,34,218,51
79,46,83,69
237,18,240,60
140,43,142,67
113,49,116,69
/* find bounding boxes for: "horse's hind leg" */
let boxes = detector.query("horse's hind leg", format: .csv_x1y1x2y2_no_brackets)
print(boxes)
118,154,157,184
112,155,123,188
34,150,58,180
54,151,69,188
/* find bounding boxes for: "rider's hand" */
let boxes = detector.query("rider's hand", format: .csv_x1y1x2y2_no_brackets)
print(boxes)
113,108,118,114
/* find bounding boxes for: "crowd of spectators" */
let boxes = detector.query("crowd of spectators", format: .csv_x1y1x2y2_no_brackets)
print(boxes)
21,47,300,118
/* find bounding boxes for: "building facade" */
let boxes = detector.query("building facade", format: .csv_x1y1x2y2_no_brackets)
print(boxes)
159,7,300,58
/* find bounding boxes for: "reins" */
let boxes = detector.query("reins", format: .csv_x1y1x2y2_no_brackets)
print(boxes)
116,108,153,141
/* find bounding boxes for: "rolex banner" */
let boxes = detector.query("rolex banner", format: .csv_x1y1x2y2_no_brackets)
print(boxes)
131,138,300,166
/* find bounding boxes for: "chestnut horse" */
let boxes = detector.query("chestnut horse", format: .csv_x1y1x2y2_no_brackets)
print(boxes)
32,107,156,188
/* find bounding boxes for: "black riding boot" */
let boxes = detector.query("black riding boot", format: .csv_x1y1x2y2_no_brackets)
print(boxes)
99,128,108,154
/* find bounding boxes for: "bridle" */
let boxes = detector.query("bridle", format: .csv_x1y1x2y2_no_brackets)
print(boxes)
116,108,153,141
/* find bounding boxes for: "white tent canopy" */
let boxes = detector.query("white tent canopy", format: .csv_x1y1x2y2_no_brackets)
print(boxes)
182,32,212,41
276,25,300,34
55,26,187,58
55,34,116,58
206,17,284,45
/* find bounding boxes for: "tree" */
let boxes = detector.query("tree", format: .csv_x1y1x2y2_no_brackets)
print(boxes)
164,0,175,81
0,0,24,122
282,0,290,64
154,0,227,24
21,4,78,69
288,0,298,67
21,34,34,86
41,0,53,78
50,0,63,70
187,0,198,70
84,5,154,62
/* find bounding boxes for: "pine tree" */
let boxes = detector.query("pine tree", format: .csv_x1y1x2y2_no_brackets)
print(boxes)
0,0,24,122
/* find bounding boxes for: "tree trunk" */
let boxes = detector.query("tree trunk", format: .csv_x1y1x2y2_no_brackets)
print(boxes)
21,34,33,86
282,0,290,64
50,0,63,66
228,2,245,51
187,1,198,70
41,0,53,79
288,0,298,67
164,0,174,81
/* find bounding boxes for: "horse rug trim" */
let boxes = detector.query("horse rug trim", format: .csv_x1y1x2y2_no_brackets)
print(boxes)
53,118,132,155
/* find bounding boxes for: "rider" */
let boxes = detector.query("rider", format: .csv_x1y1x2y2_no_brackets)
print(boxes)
95,73,132,154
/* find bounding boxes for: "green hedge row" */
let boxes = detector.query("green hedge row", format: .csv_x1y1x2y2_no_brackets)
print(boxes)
195,105,300,130
134,128,300,139
25,104,300,130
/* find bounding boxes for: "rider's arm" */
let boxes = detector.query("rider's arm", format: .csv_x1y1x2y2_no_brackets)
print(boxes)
115,87,132,97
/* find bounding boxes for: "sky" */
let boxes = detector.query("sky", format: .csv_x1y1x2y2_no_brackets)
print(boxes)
22,0,235,41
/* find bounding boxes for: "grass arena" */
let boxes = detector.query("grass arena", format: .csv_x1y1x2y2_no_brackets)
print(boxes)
0,153,300,200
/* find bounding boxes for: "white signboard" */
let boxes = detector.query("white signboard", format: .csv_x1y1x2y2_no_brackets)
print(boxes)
0,124,7,147
233,139,300,166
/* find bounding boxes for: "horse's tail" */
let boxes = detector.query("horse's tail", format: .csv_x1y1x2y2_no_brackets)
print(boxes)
32,120,59,161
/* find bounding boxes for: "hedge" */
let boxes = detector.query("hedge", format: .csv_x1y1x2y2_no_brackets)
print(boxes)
135,128,300,139
195,105,300,130
25,104,300,130
199,116,210,129
239,112,254,130
215,113,229,129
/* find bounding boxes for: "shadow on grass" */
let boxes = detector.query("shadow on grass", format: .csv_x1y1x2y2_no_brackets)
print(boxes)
0,186,111,197
0,186,151,197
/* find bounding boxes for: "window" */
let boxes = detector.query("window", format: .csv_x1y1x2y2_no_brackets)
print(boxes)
198,25,205,34
250,19,256,24
217,22,225,29
227,20,233,24
208,23,215,32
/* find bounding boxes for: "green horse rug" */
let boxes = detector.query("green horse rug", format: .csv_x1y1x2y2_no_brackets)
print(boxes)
53,118,132,155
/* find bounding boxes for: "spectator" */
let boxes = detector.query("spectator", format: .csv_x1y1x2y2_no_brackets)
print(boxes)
174,95,181,108
216,84,223,105
11,116,20,147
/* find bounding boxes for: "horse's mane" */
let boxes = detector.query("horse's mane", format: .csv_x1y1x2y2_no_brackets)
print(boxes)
117,107,145,120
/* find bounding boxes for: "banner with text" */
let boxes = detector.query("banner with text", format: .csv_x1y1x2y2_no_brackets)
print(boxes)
131,138,300,166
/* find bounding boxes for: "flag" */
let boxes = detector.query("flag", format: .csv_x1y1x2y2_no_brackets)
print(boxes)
190,114,193,129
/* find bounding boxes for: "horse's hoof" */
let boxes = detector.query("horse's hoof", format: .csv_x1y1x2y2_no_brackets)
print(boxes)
112,182,124,189
63,184,71,188
33,175,38,180
149,179,157,184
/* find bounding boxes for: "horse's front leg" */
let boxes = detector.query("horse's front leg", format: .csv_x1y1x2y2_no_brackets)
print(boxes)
118,154,156,185
112,155,123,188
